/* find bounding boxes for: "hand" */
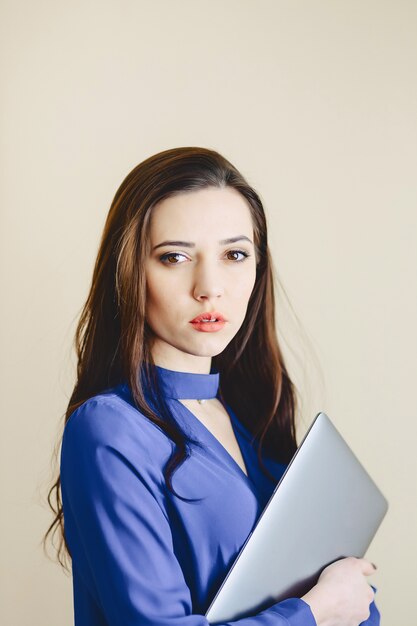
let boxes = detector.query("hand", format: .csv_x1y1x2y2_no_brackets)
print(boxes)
301,557,377,626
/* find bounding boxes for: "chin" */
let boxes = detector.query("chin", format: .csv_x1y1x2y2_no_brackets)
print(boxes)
181,338,229,358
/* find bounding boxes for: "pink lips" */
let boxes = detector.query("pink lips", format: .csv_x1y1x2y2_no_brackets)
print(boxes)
189,311,226,323
189,311,227,333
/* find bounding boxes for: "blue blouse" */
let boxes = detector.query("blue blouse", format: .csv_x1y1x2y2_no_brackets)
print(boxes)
60,365,380,625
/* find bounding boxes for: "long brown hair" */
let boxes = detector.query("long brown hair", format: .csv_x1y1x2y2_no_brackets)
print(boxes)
43,146,298,571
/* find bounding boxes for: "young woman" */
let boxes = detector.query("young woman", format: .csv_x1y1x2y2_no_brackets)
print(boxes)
45,147,380,626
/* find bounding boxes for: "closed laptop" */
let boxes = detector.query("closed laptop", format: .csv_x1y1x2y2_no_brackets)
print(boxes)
205,412,389,623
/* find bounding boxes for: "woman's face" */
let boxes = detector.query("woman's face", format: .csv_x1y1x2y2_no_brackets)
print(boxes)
144,186,257,372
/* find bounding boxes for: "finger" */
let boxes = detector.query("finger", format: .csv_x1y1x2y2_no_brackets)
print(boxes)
360,559,378,576
367,584,376,603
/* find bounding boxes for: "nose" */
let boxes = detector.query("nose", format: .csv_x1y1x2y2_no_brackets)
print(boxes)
192,261,224,302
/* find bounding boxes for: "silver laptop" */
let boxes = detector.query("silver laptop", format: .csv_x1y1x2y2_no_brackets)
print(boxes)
205,412,388,623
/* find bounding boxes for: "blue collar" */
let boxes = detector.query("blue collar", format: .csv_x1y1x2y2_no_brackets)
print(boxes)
151,365,220,400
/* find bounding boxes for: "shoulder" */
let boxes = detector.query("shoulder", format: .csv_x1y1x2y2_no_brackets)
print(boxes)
62,387,174,466
60,390,174,518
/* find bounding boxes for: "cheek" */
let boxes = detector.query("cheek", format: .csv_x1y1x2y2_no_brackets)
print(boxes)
145,276,166,319
146,290,164,314
145,272,181,322
232,267,257,299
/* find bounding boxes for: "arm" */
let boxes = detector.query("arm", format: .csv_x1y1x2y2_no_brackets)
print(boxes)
61,400,316,626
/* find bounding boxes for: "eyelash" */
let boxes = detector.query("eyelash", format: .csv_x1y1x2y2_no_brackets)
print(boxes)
159,249,251,265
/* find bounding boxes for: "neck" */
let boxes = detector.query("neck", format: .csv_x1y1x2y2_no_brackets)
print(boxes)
150,347,213,375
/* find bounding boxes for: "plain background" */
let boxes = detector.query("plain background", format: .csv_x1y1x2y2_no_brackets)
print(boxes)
1,1,416,624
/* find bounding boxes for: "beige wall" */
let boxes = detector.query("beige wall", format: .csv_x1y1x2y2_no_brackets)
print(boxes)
1,1,416,624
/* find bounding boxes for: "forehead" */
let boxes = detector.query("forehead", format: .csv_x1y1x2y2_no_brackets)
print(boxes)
148,187,254,241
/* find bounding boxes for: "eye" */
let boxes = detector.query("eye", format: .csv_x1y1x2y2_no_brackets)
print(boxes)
225,249,251,262
159,252,188,265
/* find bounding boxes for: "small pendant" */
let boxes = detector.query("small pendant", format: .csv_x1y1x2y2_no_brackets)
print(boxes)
197,398,207,405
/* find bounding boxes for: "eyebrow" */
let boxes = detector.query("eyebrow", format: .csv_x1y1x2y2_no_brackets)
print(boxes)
152,235,253,251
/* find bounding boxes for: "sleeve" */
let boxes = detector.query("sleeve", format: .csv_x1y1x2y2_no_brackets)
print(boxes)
60,400,316,626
